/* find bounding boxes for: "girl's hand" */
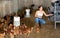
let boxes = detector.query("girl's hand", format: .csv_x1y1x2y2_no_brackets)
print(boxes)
49,14,53,16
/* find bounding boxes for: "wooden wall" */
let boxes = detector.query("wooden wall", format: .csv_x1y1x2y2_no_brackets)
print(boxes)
0,0,57,17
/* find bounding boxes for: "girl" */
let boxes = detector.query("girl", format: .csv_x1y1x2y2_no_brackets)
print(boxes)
35,5,53,33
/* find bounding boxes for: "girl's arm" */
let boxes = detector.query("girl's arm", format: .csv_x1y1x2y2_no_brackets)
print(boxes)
35,11,38,17
43,11,53,17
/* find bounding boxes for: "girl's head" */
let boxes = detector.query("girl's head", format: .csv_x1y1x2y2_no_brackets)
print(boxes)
38,5,43,11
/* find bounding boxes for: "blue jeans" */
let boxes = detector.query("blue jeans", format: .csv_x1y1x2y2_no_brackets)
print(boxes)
35,18,46,24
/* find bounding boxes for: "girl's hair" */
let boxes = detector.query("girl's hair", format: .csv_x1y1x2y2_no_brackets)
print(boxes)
38,5,44,10
38,5,42,9
35,5,44,11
